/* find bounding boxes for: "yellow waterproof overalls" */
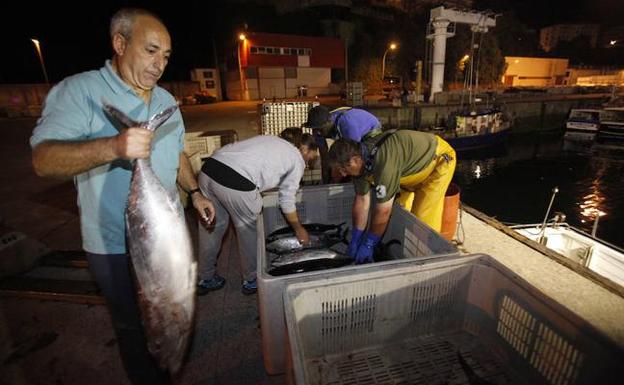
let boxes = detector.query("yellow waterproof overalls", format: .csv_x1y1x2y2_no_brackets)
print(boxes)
394,136,456,232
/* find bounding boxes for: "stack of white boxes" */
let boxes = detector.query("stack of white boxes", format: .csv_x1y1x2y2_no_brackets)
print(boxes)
183,132,221,174
259,101,319,136
259,101,322,184
179,132,222,207
346,82,363,106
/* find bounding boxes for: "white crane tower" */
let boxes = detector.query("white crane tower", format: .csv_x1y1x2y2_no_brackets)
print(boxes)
427,6,497,102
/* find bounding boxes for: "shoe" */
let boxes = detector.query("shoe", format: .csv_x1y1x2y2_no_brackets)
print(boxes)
241,278,257,295
197,274,226,295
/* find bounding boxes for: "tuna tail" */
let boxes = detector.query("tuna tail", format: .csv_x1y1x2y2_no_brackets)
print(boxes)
102,101,139,130
102,101,178,132
145,105,179,131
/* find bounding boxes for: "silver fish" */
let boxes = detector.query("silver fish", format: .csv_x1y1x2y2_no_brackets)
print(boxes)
268,250,352,276
266,222,345,240
103,103,196,374
270,248,347,267
266,234,335,254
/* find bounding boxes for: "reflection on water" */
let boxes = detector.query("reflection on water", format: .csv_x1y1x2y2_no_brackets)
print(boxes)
456,158,499,183
455,134,624,248
577,163,607,228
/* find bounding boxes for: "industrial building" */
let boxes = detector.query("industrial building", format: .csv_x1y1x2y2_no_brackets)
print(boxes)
539,24,599,52
502,57,569,87
190,68,223,102
225,32,345,100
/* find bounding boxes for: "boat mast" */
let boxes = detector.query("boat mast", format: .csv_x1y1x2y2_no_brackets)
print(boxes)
538,187,559,244
426,6,497,102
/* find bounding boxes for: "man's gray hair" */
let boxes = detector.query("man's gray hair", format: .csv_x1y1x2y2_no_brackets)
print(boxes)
110,8,163,39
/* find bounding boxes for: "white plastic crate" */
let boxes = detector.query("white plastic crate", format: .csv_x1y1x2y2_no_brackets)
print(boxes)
183,134,221,161
284,254,624,385
183,130,238,174
346,82,363,91
259,101,319,136
257,183,458,374
180,130,236,207
301,169,322,185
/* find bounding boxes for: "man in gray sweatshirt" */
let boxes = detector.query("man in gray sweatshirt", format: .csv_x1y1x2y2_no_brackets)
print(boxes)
196,129,318,295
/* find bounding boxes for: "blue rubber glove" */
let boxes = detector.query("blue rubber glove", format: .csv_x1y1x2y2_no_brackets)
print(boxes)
347,228,365,258
355,233,381,264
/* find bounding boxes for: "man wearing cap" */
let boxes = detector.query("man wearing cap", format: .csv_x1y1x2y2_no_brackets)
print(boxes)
303,105,381,182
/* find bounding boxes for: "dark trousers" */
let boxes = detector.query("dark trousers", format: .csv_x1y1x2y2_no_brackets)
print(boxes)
313,130,331,184
86,252,170,385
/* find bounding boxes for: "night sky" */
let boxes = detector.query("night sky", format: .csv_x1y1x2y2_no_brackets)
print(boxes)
2,0,622,84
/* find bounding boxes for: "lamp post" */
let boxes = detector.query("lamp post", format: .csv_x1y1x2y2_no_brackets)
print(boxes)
31,38,49,84
345,37,349,84
381,42,397,80
237,33,247,101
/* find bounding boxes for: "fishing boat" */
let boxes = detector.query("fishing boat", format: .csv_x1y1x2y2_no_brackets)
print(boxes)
511,188,624,287
442,106,511,151
513,222,624,287
430,18,512,152
596,107,624,144
564,108,600,141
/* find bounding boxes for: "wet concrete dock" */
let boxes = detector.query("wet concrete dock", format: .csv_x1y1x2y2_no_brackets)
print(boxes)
1,103,623,384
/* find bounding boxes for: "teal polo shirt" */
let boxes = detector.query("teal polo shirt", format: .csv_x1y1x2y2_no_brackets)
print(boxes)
30,60,185,254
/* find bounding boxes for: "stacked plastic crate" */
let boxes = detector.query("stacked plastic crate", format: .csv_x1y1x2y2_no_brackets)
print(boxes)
259,101,319,136
180,130,238,207
183,129,239,174
183,132,221,174
346,82,363,106
259,101,321,184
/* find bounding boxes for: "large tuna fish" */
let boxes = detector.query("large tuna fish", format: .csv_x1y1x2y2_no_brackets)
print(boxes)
269,248,349,268
103,103,196,374
265,222,346,254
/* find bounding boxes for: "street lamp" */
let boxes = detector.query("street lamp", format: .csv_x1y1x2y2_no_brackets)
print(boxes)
381,42,397,80
31,38,49,84
237,33,248,101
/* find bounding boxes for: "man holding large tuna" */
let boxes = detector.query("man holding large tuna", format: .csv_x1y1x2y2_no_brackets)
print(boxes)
30,7,211,384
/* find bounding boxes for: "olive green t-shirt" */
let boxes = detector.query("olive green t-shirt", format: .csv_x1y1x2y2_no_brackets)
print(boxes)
354,130,437,202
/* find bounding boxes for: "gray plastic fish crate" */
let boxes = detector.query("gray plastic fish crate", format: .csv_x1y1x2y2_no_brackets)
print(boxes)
259,101,319,136
257,183,458,374
284,254,624,385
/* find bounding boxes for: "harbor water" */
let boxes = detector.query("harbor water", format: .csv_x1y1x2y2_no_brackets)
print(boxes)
455,131,624,249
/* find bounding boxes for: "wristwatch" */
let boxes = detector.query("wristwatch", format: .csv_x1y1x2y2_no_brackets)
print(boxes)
188,188,202,196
